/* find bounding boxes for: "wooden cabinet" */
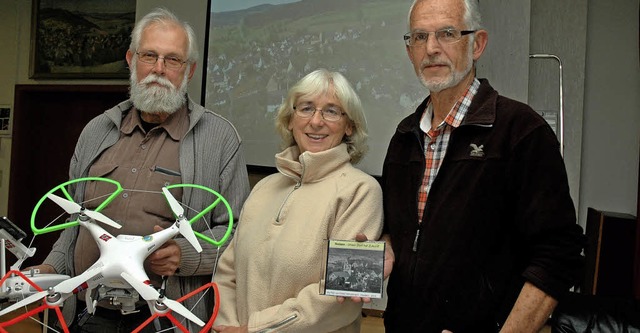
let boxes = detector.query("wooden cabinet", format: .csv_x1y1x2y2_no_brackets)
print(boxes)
583,208,637,298
7,84,128,267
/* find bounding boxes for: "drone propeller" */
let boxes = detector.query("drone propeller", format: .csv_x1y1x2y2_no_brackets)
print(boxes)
47,193,121,229
121,272,205,327
54,268,100,294
0,289,50,316
162,188,202,253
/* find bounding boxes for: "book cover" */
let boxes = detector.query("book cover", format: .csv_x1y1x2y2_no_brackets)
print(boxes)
321,239,385,299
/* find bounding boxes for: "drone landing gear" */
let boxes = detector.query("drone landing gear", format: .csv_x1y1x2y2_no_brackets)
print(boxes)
93,286,141,315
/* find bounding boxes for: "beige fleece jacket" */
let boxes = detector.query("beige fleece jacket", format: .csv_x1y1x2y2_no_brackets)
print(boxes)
214,144,383,332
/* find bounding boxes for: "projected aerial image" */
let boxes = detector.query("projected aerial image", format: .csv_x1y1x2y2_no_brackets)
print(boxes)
206,0,423,173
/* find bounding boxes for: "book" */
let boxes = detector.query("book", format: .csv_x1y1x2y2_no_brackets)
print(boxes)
321,239,385,299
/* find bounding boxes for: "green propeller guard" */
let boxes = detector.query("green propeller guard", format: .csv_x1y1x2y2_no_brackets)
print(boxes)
31,178,234,247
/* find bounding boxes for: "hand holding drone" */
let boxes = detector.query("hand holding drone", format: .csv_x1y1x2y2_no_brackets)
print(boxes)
0,177,233,333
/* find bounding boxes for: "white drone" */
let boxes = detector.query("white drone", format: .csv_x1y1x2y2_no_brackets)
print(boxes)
0,187,207,328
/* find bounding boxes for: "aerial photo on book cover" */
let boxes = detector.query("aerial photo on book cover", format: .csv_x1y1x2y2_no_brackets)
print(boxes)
322,239,385,299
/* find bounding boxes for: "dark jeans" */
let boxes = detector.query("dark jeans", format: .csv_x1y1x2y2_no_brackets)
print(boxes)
67,301,173,333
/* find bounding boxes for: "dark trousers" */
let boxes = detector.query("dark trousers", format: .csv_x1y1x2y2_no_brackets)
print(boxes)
67,301,173,333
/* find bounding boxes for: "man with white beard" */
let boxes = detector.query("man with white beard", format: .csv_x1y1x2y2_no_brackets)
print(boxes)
31,8,250,333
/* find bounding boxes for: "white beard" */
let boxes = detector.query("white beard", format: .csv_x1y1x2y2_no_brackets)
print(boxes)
418,43,474,93
129,60,189,114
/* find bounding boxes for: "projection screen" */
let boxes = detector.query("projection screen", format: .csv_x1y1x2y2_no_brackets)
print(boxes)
205,0,421,175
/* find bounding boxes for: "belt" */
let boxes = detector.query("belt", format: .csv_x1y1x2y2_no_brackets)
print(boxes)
77,300,152,320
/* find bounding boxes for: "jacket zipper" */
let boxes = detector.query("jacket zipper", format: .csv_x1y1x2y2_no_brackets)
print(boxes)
413,128,426,252
275,181,301,223
412,229,421,252
411,122,490,252
407,102,493,253
256,314,298,333
275,156,306,223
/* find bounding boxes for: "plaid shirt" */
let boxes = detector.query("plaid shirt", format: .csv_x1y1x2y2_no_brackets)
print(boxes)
417,78,480,223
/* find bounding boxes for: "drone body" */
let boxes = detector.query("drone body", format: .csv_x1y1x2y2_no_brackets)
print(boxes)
80,216,178,289
0,188,207,327
0,179,233,332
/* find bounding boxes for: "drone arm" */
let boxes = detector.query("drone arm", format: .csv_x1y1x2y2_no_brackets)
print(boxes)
9,257,32,272
0,230,36,264
121,272,205,327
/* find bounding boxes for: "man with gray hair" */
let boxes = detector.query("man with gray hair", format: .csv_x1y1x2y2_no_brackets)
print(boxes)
31,8,250,332
380,0,585,332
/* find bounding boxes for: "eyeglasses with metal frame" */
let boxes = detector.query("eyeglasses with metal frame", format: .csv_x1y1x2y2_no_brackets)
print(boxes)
293,103,346,122
403,28,476,46
136,51,187,70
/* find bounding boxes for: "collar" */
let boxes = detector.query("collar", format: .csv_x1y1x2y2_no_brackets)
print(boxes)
398,78,497,134
419,78,480,133
275,143,351,183
120,104,189,141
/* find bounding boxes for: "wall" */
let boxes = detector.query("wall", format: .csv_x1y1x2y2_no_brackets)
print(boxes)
0,0,208,218
136,1,208,105
0,0,20,217
0,0,637,324
529,0,588,218
579,0,640,221
478,0,531,103
0,1,638,226
0,0,129,218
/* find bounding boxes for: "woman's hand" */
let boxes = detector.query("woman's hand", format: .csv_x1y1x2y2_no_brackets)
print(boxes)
336,233,394,304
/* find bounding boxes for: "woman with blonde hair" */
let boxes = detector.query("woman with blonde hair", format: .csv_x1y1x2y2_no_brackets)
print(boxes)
214,69,383,333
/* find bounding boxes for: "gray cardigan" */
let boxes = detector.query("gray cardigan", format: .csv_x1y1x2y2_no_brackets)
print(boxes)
43,97,250,331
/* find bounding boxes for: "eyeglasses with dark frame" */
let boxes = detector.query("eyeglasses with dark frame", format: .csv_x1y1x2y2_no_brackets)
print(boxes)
403,28,476,46
136,51,187,70
293,103,346,122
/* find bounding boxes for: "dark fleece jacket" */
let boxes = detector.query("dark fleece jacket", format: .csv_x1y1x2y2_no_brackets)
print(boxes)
382,79,585,333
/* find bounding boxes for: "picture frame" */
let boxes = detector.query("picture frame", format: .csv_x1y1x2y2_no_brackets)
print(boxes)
29,0,136,79
0,105,11,136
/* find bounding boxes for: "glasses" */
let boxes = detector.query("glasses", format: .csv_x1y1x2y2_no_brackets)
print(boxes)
136,51,187,70
293,103,346,122
403,28,475,46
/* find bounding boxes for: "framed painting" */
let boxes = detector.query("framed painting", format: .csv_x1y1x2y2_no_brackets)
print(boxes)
0,105,11,136
29,0,136,79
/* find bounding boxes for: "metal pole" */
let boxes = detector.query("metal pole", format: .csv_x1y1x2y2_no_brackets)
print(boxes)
0,239,5,293
529,54,564,157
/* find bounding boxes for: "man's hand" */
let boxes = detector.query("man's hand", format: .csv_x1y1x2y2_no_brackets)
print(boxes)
212,324,248,333
146,225,181,276
499,282,557,333
21,264,56,274
336,233,394,304
380,234,394,280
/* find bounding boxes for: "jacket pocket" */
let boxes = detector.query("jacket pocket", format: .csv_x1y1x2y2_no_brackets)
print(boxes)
142,168,183,220
84,163,119,210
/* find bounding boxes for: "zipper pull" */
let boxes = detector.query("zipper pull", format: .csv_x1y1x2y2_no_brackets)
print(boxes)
412,229,420,252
